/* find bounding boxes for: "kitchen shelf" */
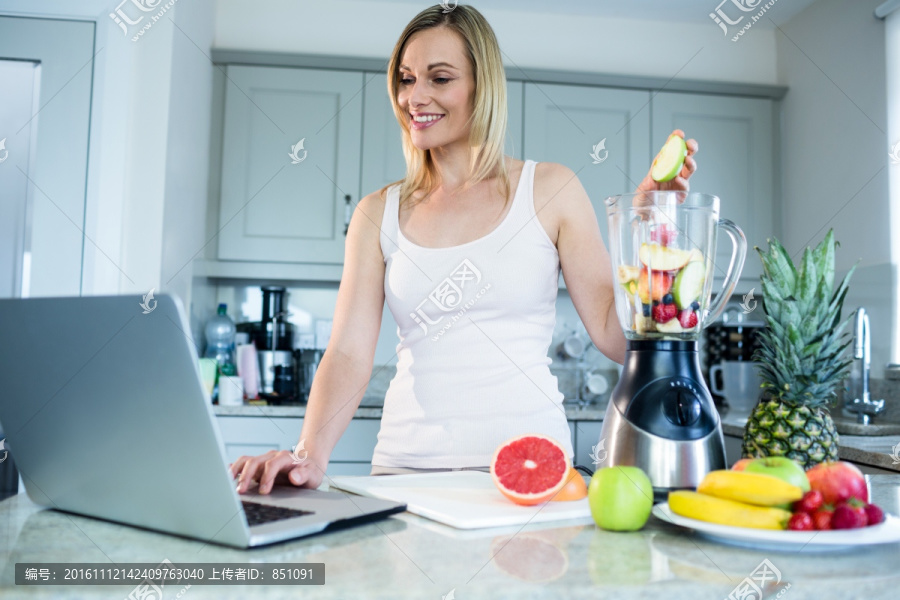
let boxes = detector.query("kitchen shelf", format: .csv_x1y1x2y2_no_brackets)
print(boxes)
193,258,343,282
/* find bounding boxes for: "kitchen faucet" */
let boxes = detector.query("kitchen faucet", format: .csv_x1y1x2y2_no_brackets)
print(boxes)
844,308,885,425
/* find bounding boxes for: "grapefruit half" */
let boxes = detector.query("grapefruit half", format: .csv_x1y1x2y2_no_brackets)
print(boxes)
491,434,570,505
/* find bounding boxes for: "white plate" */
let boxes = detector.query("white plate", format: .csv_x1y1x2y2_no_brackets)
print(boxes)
652,503,900,551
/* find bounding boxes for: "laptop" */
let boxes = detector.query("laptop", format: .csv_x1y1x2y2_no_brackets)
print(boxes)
0,293,405,548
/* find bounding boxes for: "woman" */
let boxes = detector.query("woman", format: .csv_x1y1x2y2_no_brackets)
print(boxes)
232,4,697,494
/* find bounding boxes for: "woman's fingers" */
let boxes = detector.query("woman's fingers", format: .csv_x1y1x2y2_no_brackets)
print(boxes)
685,137,699,156
258,451,294,494
236,450,277,493
682,155,697,179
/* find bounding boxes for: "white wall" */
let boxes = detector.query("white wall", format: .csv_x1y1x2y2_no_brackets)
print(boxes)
0,1,215,312
887,8,900,365
776,0,892,375
213,0,780,85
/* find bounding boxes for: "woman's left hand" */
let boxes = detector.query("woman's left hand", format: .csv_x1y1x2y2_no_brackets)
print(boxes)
635,129,699,193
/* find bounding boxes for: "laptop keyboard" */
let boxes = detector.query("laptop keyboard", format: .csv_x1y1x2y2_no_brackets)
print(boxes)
241,501,314,527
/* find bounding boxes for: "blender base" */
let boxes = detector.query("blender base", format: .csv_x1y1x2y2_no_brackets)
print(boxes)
597,340,726,498
599,399,726,499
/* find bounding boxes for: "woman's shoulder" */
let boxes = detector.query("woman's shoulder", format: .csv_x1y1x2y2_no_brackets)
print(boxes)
531,161,586,211
532,160,578,186
357,186,391,225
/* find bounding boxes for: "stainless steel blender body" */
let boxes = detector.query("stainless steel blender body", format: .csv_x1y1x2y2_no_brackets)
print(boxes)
599,191,746,492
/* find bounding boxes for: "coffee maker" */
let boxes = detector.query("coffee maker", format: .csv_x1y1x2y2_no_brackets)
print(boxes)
237,286,298,403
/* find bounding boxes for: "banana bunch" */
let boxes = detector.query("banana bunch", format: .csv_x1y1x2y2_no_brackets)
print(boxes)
668,470,802,530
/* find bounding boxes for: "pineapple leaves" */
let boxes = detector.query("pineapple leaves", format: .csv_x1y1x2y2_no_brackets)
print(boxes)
813,229,836,295
796,248,818,316
754,229,855,404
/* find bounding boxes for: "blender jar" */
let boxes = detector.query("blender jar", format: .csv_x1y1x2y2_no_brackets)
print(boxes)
605,191,747,340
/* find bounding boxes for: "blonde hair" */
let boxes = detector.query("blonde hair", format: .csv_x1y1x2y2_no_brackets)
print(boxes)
383,4,510,207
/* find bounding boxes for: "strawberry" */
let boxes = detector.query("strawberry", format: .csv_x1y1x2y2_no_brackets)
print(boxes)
864,503,884,526
793,490,824,514
650,224,678,246
813,508,833,530
652,302,677,323
787,512,814,531
831,499,868,529
678,309,698,329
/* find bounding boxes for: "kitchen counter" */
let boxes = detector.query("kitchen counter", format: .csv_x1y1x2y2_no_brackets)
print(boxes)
212,402,608,422
720,416,900,473
214,405,900,473
2,477,899,599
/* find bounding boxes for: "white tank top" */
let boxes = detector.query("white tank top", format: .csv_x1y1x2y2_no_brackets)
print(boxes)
373,160,574,468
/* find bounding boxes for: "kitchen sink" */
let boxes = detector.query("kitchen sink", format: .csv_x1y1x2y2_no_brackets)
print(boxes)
831,415,900,437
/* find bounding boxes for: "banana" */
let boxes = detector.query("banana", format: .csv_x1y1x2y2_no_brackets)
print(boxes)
668,491,791,530
698,470,804,507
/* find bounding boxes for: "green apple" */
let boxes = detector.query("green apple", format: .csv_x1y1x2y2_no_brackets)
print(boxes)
588,466,654,531
744,457,810,493
672,261,706,309
651,134,688,182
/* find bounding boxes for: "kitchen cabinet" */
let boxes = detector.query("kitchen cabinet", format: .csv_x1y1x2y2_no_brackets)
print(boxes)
215,415,379,476
523,83,652,250
216,415,575,475
724,433,743,468
217,66,363,264
651,92,776,282
359,73,524,198
572,420,603,468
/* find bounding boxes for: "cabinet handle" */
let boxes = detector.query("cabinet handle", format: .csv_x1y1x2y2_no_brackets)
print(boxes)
343,195,352,235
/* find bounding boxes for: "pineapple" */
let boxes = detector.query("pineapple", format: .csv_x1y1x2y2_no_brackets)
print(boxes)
742,229,856,469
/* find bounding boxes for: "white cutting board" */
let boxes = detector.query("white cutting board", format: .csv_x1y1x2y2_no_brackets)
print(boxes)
330,471,592,530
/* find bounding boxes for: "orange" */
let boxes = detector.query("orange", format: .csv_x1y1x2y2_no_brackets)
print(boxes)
491,434,570,506
552,467,588,501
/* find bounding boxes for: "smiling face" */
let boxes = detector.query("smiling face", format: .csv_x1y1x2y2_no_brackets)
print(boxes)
397,26,475,152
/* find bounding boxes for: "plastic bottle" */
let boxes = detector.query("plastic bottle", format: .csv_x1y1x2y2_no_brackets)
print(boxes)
205,304,237,401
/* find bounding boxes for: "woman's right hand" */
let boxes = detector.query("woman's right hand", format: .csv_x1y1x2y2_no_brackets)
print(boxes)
230,450,325,495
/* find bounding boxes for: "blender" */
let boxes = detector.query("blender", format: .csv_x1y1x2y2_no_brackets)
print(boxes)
599,191,746,496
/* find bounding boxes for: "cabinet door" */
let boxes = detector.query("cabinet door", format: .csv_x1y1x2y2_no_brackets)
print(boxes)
573,421,604,469
218,66,363,264
724,434,743,468
359,73,524,199
214,416,380,473
523,84,651,247
651,93,774,281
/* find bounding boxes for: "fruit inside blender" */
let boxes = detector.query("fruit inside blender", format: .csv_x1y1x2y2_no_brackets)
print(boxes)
616,223,708,338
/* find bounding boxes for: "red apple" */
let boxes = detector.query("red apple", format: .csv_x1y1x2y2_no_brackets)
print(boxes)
731,458,752,471
806,461,868,505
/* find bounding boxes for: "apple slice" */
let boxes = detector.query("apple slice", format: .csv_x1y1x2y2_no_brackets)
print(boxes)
639,243,691,272
673,261,706,309
686,248,704,263
651,135,688,182
617,265,641,285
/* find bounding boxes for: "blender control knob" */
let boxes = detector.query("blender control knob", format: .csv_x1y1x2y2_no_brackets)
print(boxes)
663,386,702,427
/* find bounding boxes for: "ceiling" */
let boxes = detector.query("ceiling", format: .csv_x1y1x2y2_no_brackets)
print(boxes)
390,0,822,26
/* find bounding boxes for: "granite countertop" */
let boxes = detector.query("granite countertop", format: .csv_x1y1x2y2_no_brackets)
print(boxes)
213,401,608,422
2,477,900,599
214,404,900,472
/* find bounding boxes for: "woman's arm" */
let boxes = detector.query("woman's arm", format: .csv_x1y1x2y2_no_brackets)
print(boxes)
549,131,698,364
544,163,627,364
232,191,388,493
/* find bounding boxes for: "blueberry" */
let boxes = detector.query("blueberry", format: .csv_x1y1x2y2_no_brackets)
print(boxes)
652,300,660,306
691,301,700,311
642,304,651,317
663,293,674,305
